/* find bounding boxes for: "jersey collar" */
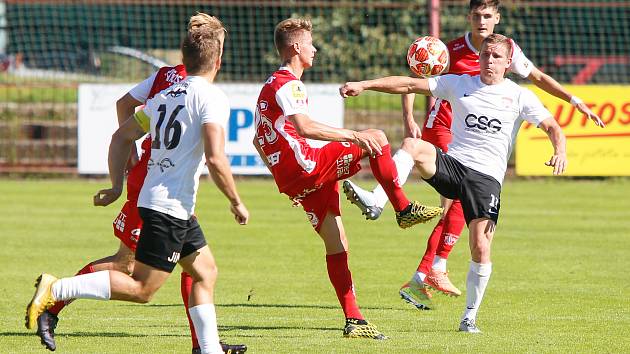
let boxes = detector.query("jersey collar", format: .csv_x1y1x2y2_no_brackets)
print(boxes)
464,32,479,55
279,65,298,78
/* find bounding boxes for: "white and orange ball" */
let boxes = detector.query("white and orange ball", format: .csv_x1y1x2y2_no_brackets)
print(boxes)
406,36,449,78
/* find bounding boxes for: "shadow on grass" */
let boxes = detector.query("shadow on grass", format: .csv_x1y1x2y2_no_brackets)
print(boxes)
140,302,399,311
1,331,181,338
218,324,339,332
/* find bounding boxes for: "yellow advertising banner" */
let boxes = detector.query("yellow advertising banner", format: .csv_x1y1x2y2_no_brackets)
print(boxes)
516,85,630,176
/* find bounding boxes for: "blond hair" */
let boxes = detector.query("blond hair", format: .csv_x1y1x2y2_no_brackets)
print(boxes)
188,12,225,35
274,18,312,55
181,13,225,75
481,33,512,57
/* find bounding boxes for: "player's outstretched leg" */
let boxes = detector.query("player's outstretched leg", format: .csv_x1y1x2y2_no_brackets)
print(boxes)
343,149,416,221
342,180,382,220
36,310,58,351
399,281,433,310
25,274,58,330
343,182,443,227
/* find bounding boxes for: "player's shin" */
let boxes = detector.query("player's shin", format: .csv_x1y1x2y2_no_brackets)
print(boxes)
368,144,410,212
417,218,445,276
435,200,465,261
47,262,96,315
181,271,200,350
326,251,364,320
371,149,415,209
461,261,492,321
52,270,111,302
189,304,223,354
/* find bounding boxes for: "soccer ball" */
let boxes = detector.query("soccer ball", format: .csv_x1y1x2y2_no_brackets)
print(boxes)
406,36,449,78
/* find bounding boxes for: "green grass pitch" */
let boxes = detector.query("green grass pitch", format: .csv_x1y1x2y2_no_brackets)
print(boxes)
1,178,629,353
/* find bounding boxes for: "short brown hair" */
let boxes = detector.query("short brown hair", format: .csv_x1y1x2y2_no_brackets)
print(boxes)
469,0,500,12
274,18,312,55
481,33,512,57
181,13,225,75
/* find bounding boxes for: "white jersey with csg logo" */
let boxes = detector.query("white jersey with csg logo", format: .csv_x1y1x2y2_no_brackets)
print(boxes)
428,74,551,184
134,76,230,220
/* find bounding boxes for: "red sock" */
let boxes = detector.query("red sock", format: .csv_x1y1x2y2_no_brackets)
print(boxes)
435,200,465,259
180,271,200,349
326,251,363,320
47,262,95,315
417,218,444,275
368,144,409,211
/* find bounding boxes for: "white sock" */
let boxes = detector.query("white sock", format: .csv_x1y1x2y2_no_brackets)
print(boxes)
412,271,426,285
51,270,111,301
462,261,492,321
372,149,415,209
189,304,223,354
432,256,448,272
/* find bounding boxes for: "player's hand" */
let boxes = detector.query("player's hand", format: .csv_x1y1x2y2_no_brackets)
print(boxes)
404,120,422,138
230,202,249,225
544,153,567,175
339,82,364,98
352,131,382,157
93,187,122,206
576,103,605,128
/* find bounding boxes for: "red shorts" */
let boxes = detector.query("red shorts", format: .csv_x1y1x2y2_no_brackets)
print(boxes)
421,124,452,152
112,200,143,252
289,142,363,231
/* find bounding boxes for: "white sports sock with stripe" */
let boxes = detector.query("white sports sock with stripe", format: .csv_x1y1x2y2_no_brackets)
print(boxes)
462,261,492,321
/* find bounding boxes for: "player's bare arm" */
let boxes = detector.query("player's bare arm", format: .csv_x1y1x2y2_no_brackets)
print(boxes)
116,93,144,170
94,114,146,207
538,117,568,175
401,92,422,138
288,113,382,156
527,67,604,128
203,122,249,225
340,76,432,97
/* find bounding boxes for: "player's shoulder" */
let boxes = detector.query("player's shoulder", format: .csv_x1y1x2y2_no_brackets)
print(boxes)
156,64,187,83
502,78,536,102
447,35,468,52
188,78,228,100
267,69,301,88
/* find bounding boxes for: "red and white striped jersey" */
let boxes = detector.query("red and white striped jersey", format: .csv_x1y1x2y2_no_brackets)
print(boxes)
254,67,317,195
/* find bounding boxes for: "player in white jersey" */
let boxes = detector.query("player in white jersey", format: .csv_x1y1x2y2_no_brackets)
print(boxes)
342,0,604,309
26,19,249,354
340,34,567,333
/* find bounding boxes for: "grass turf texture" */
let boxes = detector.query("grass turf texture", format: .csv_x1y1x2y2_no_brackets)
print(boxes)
1,178,629,353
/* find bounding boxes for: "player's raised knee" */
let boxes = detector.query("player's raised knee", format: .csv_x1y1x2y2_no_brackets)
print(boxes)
363,129,388,145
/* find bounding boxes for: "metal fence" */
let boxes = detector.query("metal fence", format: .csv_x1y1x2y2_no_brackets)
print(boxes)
1,0,629,172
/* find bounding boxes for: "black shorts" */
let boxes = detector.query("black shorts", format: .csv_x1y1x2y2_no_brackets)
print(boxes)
136,207,207,272
423,147,502,225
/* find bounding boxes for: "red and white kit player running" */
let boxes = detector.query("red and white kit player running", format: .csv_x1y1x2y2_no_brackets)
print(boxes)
343,0,604,310
253,18,442,340
33,13,246,354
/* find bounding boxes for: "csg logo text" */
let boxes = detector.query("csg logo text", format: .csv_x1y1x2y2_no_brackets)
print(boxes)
465,113,502,133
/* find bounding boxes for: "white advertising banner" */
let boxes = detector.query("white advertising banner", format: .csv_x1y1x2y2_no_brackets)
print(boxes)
78,83,344,175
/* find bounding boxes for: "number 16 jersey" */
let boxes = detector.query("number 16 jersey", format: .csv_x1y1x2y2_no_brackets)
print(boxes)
134,76,230,220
